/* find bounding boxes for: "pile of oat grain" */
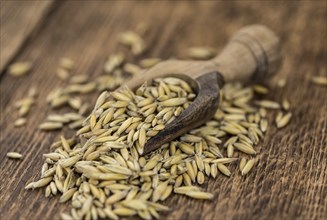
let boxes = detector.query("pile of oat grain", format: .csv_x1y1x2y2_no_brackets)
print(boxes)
7,29,296,220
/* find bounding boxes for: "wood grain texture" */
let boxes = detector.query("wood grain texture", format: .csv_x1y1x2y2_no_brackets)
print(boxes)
0,1,326,220
0,0,55,72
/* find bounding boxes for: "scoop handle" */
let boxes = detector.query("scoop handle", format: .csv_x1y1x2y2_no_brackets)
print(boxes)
210,25,281,82
124,25,281,91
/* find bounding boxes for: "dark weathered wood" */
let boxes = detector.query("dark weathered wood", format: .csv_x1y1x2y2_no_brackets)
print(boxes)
0,1,326,220
0,0,55,72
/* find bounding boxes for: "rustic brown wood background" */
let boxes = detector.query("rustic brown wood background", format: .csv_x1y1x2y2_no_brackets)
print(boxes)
1,1,326,220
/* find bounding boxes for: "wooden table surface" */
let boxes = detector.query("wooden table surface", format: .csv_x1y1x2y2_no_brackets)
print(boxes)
1,1,326,220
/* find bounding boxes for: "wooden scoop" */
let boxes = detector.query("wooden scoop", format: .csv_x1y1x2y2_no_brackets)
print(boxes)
124,25,282,154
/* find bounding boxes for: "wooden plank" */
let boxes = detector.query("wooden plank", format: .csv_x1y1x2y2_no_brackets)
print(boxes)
0,0,55,72
0,1,326,220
